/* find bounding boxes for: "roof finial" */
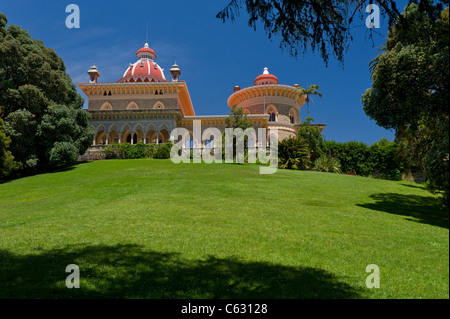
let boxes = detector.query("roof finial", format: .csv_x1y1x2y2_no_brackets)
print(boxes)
146,23,148,44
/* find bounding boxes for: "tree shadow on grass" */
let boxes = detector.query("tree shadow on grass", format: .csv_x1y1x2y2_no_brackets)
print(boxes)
400,183,427,190
0,161,92,184
357,193,448,229
0,244,363,299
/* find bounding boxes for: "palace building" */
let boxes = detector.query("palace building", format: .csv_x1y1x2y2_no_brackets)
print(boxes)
78,43,325,152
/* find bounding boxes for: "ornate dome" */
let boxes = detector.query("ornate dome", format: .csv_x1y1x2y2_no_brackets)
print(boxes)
254,67,278,85
117,43,168,83
136,43,156,59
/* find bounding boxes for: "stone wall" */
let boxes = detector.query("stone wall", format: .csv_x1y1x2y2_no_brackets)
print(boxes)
80,145,106,160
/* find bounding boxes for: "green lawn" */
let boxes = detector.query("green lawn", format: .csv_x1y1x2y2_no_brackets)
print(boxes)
0,159,448,298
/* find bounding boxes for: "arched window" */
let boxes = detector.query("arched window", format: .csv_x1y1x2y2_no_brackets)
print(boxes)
153,101,165,109
267,105,277,122
269,112,276,122
289,108,298,124
100,102,113,110
95,130,107,145
126,102,139,110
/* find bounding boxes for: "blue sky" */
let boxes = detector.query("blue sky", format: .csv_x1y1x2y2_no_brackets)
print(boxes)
1,0,406,144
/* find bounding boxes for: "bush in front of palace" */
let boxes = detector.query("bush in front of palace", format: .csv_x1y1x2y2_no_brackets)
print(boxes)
103,142,173,160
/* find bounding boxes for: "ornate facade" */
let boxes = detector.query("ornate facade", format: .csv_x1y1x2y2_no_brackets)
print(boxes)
78,43,326,151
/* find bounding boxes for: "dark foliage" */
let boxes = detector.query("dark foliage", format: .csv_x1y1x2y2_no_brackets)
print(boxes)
362,4,449,205
104,142,173,160
217,0,448,65
278,136,310,169
322,138,403,180
0,11,94,175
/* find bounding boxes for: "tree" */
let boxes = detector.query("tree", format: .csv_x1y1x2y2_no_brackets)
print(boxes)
0,117,20,179
224,105,254,162
225,105,253,130
297,85,323,120
297,117,324,162
361,4,449,205
217,0,448,65
36,104,95,165
0,11,94,172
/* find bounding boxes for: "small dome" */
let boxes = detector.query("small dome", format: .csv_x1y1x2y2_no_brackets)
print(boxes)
254,67,278,85
170,62,180,73
136,43,156,59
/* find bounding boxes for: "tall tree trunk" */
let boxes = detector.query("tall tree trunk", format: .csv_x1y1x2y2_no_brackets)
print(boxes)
307,99,310,119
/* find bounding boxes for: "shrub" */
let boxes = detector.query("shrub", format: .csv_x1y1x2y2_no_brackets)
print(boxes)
321,138,403,180
312,155,341,173
153,142,173,159
297,118,324,162
104,143,156,159
49,142,79,165
104,144,126,159
278,137,310,170
103,142,172,160
124,142,153,159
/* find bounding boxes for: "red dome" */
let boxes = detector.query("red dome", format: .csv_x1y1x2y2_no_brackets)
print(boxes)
116,43,168,83
254,67,278,85
136,46,156,59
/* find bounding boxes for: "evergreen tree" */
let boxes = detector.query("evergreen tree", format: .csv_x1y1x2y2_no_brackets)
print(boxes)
0,11,94,172
362,5,449,206
0,117,19,179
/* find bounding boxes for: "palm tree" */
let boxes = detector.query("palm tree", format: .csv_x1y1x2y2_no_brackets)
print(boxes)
368,43,388,78
297,84,323,121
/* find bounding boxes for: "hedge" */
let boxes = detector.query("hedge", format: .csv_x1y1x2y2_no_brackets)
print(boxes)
321,139,403,180
103,142,172,160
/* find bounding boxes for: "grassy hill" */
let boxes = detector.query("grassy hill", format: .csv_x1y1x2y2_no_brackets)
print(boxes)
0,159,448,298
